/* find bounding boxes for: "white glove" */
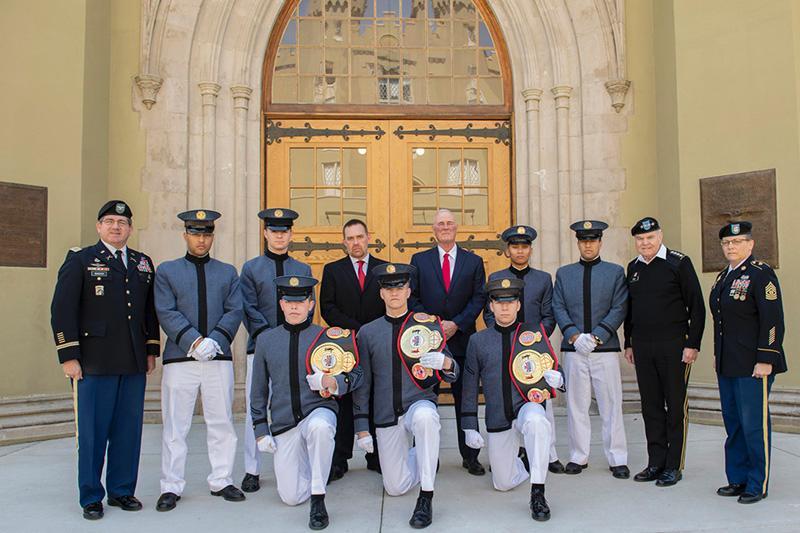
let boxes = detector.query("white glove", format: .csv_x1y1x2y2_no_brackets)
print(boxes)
210,338,223,354
257,435,277,453
195,337,218,361
357,434,374,454
306,371,325,391
544,369,564,389
574,333,597,355
464,429,485,449
420,351,446,370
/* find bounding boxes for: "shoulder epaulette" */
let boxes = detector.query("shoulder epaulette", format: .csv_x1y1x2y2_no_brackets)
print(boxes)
668,249,686,260
69,246,82,253
750,259,769,270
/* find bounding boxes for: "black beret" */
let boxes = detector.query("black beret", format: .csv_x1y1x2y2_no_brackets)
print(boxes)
631,217,660,236
98,200,132,220
719,221,753,239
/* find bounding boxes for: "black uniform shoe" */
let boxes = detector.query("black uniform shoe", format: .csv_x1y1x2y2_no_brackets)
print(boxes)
518,448,530,472
82,501,104,520
366,457,382,473
717,483,746,497
462,458,486,476
156,492,180,512
738,492,766,504
633,466,663,482
107,495,143,511
655,469,682,487
328,462,348,483
409,494,433,529
564,462,588,475
548,460,566,474
610,465,630,479
529,486,551,522
309,496,329,530
241,473,260,493
211,485,246,502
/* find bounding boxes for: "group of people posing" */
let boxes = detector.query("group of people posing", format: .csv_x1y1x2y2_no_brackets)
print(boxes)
51,201,787,529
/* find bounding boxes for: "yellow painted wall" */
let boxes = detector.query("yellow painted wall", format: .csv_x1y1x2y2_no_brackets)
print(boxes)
623,0,799,387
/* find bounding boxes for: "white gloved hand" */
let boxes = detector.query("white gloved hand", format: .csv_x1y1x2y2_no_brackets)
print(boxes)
464,429,485,449
195,337,218,361
420,351,446,370
210,338,223,354
306,371,325,391
357,434,374,454
257,435,277,453
574,333,597,355
544,369,564,389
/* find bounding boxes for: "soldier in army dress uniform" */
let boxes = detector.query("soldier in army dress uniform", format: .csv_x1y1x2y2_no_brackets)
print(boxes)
353,263,459,529
464,278,565,521
483,225,564,474
51,200,160,520
154,210,245,511
250,275,363,530
710,221,787,504
240,208,312,492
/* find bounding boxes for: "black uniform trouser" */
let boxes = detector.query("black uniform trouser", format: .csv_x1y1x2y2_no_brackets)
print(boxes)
633,336,691,471
447,356,479,462
333,390,379,467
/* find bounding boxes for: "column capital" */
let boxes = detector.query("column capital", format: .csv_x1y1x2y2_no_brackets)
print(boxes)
522,88,543,101
230,85,253,110
134,74,163,110
198,81,221,102
605,79,631,113
551,85,573,109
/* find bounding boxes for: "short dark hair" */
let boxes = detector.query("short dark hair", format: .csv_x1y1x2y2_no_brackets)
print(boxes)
342,218,368,236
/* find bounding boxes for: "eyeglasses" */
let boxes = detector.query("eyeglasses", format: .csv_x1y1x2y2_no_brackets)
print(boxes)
720,238,750,247
100,218,131,228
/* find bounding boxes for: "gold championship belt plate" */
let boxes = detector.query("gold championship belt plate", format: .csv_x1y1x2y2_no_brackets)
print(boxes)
306,327,358,398
397,313,446,389
508,323,559,403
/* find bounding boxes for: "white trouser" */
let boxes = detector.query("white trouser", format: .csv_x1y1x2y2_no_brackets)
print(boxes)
160,360,237,494
487,402,552,489
244,353,262,476
273,407,337,506
375,400,440,495
564,351,628,466
544,400,559,462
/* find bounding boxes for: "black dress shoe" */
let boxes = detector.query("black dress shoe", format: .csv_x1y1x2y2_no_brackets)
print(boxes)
738,492,766,504
210,485,246,502
328,462,347,484
366,458,382,473
548,460,565,474
518,448,530,472
633,466,663,482
655,469,682,487
529,486,551,522
309,496,329,530
409,494,433,529
610,465,630,479
717,483,746,497
107,495,143,511
82,501,104,520
564,462,588,475
241,473,260,493
156,492,180,512
462,458,486,476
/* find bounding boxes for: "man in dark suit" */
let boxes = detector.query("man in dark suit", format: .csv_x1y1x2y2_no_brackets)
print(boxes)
51,200,160,520
409,208,487,475
320,219,387,478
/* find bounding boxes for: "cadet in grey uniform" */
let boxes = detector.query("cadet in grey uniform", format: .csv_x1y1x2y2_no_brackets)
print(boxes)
552,220,630,478
240,208,312,492
464,278,565,521
154,210,244,511
250,275,363,530
353,263,459,530
483,225,563,473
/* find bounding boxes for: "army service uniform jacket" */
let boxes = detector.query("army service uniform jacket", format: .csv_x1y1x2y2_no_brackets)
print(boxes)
51,241,160,375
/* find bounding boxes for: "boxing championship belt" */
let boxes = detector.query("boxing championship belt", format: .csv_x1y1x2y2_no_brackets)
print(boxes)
306,326,359,398
508,322,559,404
397,312,446,390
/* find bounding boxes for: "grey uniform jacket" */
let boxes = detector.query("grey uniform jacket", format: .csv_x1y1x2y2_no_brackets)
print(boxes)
240,252,312,353
462,323,565,433
250,321,363,438
155,254,243,363
352,312,459,434
552,258,628,352
483,267,556,335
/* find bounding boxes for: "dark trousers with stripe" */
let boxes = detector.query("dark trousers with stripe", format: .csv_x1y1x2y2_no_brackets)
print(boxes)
75,374,146,507
717,374,774,496
448,356,479,462
632,336,690,470
333,390,380,467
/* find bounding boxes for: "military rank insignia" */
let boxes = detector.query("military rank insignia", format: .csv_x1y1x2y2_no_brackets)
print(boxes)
765,281,778,301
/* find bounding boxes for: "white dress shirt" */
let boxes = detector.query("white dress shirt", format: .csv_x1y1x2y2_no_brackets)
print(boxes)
437,245,457,278
636,244,667,265
102,240,128,268
350,253,370,278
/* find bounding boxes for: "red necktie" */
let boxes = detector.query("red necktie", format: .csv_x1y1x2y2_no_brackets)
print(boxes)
442,252,451,292
357,260,366,291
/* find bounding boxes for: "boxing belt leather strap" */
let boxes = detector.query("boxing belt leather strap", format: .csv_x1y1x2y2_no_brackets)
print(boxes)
508,322,559,403
306,327,359,398
397,312,446,390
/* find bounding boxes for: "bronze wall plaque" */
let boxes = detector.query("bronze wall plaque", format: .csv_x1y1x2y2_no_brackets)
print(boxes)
699,169,778,272
0,182,48,267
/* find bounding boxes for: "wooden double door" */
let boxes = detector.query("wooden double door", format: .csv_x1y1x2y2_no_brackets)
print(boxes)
265,118,512,325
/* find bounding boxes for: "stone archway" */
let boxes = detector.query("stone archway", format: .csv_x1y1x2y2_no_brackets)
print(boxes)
134,0,634,415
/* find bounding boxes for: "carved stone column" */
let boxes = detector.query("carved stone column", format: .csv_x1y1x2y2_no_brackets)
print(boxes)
522,88,548,270
230,85,252,269
552,85,573,265
198,82,221,208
